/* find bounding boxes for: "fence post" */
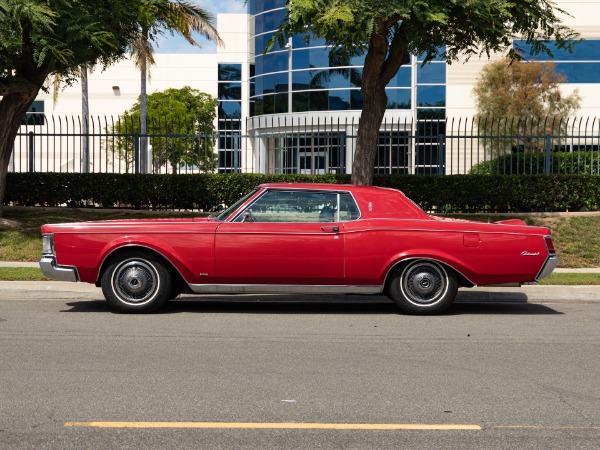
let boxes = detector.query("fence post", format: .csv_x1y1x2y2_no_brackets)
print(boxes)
134,133,140,174
28,131,34,173
544,134,552,174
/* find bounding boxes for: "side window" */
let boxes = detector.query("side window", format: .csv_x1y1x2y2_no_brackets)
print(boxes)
236,190,339,223
339,193,360,221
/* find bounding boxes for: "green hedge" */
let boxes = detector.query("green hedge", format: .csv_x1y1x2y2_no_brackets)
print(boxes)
5,173,600,213
470,151,600,175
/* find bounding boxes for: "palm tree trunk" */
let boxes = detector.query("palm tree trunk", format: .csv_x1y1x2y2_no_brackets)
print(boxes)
140,53,148,174
81,64,90,173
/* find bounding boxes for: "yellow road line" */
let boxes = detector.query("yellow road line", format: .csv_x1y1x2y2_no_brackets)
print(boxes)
64,422,481,431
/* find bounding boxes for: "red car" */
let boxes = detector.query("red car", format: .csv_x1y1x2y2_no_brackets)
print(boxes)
40,183,558,314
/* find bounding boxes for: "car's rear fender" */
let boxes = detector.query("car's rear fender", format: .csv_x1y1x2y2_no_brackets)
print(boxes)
383,253,476,292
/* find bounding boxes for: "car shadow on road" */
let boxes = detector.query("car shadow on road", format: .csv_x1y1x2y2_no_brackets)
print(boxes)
62,293,562,315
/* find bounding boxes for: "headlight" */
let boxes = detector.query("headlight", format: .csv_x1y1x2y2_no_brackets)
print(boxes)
42,234,55,255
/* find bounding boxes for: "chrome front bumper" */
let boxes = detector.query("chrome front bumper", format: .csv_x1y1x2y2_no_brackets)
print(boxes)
39,257,79,282
536,256,559,281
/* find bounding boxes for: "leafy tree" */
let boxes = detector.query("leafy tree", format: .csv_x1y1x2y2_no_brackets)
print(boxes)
473,58,581,157
129,0,222,173
0,0,141,216
107,86,218,173
270,0,578,185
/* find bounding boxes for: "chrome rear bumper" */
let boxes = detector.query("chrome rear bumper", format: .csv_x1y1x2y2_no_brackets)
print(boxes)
536,256,559,281
39,257,79,282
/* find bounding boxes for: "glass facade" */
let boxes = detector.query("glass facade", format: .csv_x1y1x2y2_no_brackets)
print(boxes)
249,0,447,174
514,39,600,83
217,64,242,172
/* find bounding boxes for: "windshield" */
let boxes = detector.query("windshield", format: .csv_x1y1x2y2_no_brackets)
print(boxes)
214,189,258,222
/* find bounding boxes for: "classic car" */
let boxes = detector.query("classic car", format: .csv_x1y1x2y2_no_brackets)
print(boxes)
40,183,558,314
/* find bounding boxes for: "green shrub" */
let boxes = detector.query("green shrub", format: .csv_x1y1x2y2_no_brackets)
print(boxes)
470,150,600,175
5,173,600,213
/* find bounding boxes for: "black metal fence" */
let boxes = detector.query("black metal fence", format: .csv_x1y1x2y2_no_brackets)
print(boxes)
10,115,600,175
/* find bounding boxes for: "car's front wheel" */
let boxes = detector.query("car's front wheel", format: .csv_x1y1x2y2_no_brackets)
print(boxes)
388,260,458,315
101,252,172,313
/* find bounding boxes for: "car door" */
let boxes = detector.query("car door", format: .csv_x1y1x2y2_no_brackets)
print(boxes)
214,189,345,285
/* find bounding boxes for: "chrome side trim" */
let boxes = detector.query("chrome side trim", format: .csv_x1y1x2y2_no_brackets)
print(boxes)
536,256,559,281
188,284,383,295
39,257,79,282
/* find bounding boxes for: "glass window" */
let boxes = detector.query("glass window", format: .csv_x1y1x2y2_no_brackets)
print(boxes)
417,86,446,107
260,51,288,74
416,119,446,141
218,64,242,81
255,32,285,54
253,75,264,96
292,70,311,90
236,190,341,223
274,93,288,113
292,33,326,49
416,109,445,120
554,62,600,83
308,48,330,68
513,39,600,62
250,0,287,16
218,120,241,131
219,134,241,150
21,100,45,126
386,89,411,109
292,49,309,70
350,90,363,110
350,53,366,66
328,90,350,110
262,95,274,114
375,131,410,175
417,46,446,62
261,72,288,94
416,144,445,166
417,63,446,84
310,90,328,111
328,70,350,88
386,66,411,88
254,9,287,35
218,82,241,100
218,101,241,119
292,92,310,112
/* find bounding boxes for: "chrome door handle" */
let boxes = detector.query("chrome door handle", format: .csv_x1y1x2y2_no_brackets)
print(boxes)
321,226,339,233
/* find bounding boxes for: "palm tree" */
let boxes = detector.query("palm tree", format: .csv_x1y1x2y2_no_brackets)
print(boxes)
130,0,223,173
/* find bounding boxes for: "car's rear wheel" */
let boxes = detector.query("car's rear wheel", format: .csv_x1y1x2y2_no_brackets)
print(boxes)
101,252,172,313
388,260,458,315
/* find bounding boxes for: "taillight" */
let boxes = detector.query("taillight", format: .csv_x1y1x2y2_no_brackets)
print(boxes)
544,236,557,255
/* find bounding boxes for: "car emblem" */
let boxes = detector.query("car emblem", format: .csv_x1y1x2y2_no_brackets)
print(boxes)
521,251,540,256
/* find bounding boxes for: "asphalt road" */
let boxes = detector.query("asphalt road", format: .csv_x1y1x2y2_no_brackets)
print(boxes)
1,282,600,449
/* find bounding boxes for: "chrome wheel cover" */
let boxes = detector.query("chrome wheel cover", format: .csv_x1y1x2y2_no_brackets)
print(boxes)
112,259,160,305
400,261,448,306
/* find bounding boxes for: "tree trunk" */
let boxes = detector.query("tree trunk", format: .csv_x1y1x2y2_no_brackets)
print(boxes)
0,86,44,217
352,82,388,186
139,52,148,174
81,63,90,173
351,23,410,185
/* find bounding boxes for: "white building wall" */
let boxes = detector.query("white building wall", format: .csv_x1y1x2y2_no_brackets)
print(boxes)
34,14,251,117
447,0,600,118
